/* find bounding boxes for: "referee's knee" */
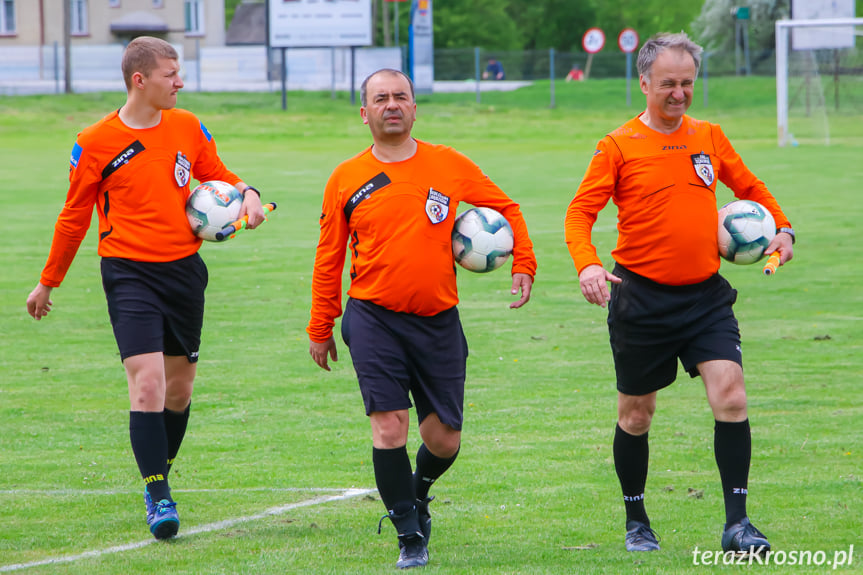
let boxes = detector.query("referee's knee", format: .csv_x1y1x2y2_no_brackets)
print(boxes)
712,390,748,421
617,395,655,435
618,415,651,436
426,434,461,458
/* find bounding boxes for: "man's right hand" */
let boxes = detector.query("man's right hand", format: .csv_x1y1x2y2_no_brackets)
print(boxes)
26,283,54,320
578,264,621,308
309,336,338,371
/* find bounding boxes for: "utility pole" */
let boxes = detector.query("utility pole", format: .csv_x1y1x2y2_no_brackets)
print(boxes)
382,0,390,46
371,0,377,46
63,0,72,93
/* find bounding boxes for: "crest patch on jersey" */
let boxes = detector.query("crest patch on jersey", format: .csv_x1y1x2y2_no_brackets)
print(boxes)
175,151,191,187
425,188,450,224
691,153,715,187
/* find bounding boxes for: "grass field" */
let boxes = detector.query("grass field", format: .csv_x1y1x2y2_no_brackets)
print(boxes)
1,78,861,574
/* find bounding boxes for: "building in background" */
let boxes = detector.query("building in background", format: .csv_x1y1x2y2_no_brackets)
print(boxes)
0,0,226,60
0,1,403,95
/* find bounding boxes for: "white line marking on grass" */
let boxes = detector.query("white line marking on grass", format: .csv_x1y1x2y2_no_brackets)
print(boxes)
0,487,355,496
0,487,376,573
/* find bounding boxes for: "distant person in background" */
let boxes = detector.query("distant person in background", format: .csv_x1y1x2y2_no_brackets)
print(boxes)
566,64,585,82
482,58,505,80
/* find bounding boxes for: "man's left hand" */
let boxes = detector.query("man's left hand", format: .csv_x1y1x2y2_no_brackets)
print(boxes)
766,231,794,265
239,189,265,229
510,272,533,309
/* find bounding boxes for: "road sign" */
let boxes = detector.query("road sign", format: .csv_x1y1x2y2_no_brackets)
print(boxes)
618,28,639,53
582,28,606,54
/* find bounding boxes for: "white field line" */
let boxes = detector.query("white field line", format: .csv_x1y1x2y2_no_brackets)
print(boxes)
0,487,376,573
0,487,354,496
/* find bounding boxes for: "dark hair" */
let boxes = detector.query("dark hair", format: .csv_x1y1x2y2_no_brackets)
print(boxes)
360,69,415,107
637,32,703,81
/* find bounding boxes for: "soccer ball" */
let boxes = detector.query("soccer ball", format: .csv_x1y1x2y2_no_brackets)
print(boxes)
717,200,776,264
451,207,514,273
186,181,243,241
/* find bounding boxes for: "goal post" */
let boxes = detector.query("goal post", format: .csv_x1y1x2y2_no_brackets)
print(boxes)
775,17,863,146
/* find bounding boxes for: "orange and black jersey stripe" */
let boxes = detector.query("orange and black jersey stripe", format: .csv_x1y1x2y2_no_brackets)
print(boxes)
40,108,241,288
565,114,791,286
307,140,537,343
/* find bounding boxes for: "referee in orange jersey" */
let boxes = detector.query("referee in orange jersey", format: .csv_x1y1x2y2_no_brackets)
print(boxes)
565,33,794,555
307,69,537,569
26,37,265,540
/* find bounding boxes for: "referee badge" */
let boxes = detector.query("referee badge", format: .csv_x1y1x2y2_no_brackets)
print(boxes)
175,151,191,187
691,153,715,187
425,188,450,224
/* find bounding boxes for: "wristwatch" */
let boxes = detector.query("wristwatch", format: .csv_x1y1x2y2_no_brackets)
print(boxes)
242,186,261,198
777,227,795,244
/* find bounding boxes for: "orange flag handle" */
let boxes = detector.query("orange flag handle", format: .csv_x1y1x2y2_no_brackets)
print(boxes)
215,202,277,242
762,252,781,276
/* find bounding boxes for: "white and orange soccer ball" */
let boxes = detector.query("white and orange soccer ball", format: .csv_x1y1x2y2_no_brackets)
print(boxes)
717,200,776,264
186,181,243,242
451,207,514,273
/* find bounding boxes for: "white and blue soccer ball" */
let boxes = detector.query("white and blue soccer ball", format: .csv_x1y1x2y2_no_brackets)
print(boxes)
717,199,776,264
452,207,514,273
186,181,243,242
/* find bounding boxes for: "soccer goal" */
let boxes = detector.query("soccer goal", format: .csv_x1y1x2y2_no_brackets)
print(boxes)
775,17,863,146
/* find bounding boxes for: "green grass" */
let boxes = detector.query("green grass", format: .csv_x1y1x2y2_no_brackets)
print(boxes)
1,80,861,574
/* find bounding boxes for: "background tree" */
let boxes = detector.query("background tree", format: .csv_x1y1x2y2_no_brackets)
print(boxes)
692,0,788,54
593,0,700,45
504,0,596,51
432,0,523,50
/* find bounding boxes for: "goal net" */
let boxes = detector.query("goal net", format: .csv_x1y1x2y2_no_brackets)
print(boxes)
776,17,863,146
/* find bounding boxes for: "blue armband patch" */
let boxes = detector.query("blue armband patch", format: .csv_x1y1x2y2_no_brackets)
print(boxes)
70,142,83,168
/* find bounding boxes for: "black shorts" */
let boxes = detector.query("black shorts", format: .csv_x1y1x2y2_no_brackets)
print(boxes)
101,254,208,362
607,264,741,396
340,298,469,430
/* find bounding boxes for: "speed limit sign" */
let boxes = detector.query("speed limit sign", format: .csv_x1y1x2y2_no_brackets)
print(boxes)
618,28,639,53
582,28,605,54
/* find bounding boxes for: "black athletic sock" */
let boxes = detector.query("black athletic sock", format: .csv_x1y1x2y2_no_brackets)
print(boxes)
613,423,650,526
414,443,459,500
130,411,171,502
164,403,191,475
372,446,415,514
714,419,751,526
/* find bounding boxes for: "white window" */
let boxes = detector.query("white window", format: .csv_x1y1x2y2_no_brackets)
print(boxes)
70,0,88,36
0,0,15,35
184,0,204,35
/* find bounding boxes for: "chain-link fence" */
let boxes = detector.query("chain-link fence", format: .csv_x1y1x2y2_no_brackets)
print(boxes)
434,47,781,82
2,43,860,117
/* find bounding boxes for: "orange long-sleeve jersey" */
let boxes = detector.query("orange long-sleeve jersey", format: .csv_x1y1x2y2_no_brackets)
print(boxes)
39,108,241,288
565,114,791,286
307,140,537,343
